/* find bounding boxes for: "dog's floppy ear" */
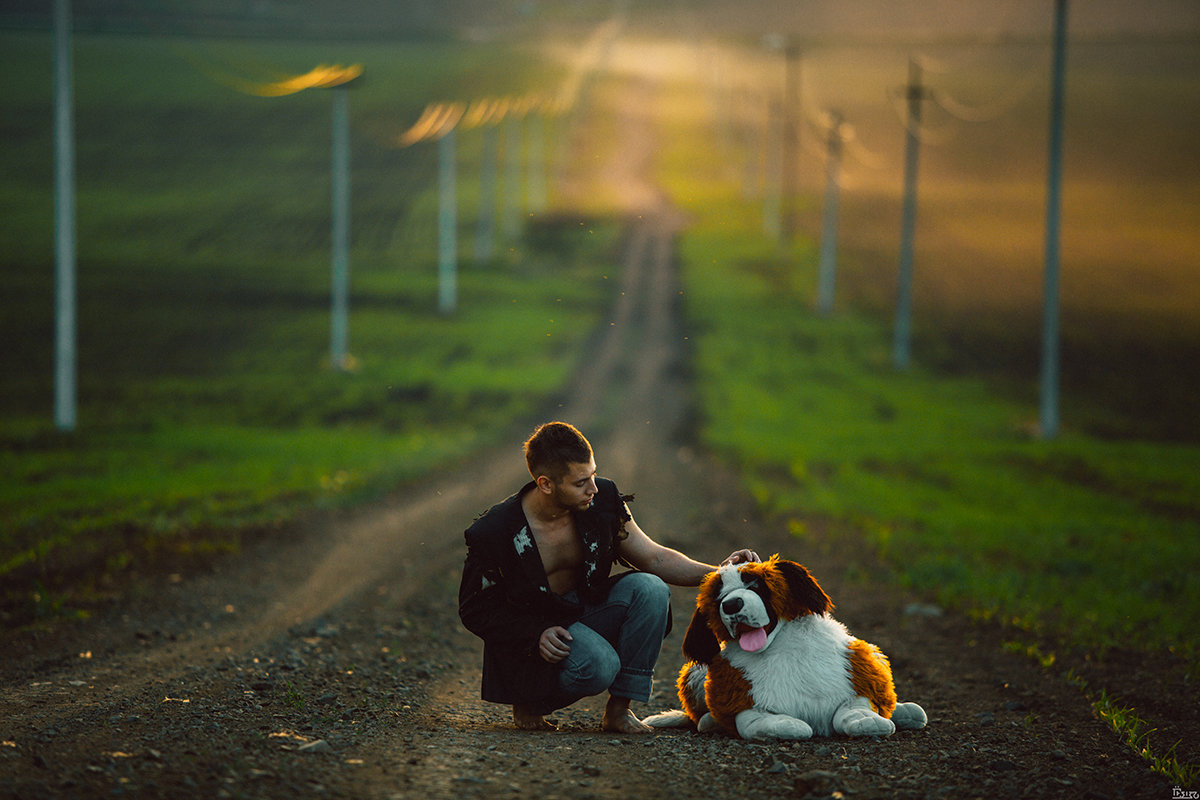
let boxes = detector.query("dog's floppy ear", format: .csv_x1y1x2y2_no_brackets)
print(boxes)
681,607,721,664
776,559,833,617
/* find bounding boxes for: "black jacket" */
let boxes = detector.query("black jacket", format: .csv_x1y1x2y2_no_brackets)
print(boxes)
457,478,634,706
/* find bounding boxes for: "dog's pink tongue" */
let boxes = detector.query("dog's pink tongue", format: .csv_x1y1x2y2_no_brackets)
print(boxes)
739,627,768,652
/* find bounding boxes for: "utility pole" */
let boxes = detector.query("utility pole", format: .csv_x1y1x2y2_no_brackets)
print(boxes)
816,111,844,315
53,0,76,431
1040,0,1069,439
502,112,523,241
781,42,803,240
893,57,928,370
330,83,352,370
437,127,458,315
763,97,783,241
475,124,498,263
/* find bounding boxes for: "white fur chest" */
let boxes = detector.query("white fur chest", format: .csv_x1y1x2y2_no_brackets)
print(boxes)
723,614,855,737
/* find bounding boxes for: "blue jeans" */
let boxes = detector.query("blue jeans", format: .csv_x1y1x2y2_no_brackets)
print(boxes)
539,572,671,713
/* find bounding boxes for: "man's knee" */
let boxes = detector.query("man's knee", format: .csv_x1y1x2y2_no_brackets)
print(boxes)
559,630,621,696
570,650,621,696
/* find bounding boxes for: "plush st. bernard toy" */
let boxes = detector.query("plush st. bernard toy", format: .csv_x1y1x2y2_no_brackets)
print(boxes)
644,556,927,740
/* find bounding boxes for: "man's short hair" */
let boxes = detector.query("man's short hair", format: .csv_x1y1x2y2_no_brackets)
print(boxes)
524,421,593,482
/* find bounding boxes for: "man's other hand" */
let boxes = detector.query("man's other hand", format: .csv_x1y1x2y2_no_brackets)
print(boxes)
538,626,573,663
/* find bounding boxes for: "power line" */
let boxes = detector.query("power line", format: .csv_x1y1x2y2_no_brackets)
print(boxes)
929,60,1041,123
840,125,887,172
886,84,960,147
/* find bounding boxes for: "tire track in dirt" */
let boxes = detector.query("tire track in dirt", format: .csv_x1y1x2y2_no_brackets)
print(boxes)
358,74,769,799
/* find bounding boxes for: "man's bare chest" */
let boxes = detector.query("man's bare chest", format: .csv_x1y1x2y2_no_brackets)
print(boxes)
528,517,586,575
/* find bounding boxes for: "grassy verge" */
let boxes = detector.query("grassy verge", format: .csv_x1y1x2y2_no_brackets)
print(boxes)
656,79,1200,665
1084,678,1200,787
0,30,619,621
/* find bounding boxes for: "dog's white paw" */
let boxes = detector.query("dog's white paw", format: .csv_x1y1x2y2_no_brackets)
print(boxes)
833,698,896,737
737,710,813,740
845,711,895,737
697,712,722,733
839,707,896,737
891,702,928,730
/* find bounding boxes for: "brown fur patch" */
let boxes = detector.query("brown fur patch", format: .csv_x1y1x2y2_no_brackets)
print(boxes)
704,655,755,732
761,559,800,618
847,638,898,717
696,570,732,644
677,662,706,725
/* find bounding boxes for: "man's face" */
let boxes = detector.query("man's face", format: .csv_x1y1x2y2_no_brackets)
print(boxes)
551,459,598,511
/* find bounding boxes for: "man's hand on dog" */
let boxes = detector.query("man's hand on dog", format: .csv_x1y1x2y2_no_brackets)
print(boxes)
538,625,573,663
720,549,761,567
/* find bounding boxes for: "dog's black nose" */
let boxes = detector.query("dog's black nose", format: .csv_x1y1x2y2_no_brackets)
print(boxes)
722,597,744,614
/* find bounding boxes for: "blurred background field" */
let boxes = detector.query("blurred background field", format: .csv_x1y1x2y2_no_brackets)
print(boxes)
0,22,618,614
654,28,1200,442
1,2,1197,667
795,37,1200,442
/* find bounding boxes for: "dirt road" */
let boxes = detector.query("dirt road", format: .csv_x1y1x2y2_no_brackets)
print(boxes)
0,66,1182,800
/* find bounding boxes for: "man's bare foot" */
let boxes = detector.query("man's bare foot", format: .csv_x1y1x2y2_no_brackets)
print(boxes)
601,699,654,734
512,705,556,731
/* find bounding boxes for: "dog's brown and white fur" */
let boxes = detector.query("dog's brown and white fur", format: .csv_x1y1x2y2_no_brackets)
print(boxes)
645,556,927,740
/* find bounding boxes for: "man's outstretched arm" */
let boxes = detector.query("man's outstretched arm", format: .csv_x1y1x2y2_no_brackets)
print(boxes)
617,517,759,586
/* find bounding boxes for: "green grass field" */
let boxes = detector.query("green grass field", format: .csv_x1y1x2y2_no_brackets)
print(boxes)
3,24,1198,673
0,30,617,619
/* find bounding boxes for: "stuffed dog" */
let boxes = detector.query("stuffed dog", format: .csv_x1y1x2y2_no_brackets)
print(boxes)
645,555,927,739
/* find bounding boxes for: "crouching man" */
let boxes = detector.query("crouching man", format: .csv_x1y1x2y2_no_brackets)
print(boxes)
458,421,757,733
